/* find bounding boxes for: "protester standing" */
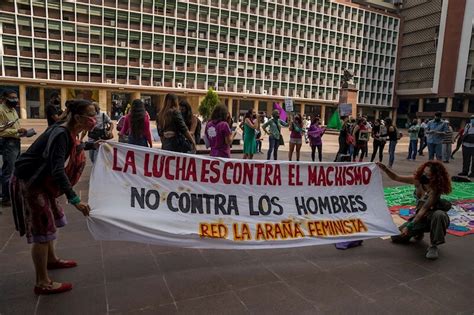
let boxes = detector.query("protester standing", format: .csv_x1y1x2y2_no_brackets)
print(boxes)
205,105,236,158
458,114,474,177
179,99,200,145
352,117,369,162
87,105,114,163
307,117,325,162
119,99,152,148
426,112,448,161
335,116,350,161
385,118,398,168
370,119,386,162
288,114,304,161
418,119,428,156
451,127,464,159
11,99,99,294
45,92,67,127
0,90,26,206
157,94,196,153
377,161,452,260
442,121,453,163
242,109,260,159
262,110,288,160
407,119,420,161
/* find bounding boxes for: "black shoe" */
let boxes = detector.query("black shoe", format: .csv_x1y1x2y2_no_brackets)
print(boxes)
469,173,474,178
391,234,411,244
458,172,468,176
1,200,11,207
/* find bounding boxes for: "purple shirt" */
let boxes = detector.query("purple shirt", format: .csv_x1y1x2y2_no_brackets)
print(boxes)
206,120,231,158
307,124,325,146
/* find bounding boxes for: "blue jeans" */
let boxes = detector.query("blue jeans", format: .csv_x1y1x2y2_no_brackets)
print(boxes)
0,138,20,201
408,139,418,160
267,136,280,160
427,143,442,161
388,140,397,167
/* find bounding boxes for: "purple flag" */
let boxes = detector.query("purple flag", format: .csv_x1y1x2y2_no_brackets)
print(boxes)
273,102,287,122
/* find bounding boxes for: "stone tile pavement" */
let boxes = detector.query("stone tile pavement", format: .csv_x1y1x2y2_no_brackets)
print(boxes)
0,120,473,314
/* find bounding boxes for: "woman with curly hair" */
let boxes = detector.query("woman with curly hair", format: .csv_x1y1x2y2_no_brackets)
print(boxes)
377,161,452,260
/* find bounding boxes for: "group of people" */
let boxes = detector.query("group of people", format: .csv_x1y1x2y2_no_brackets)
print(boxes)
0,89,473,297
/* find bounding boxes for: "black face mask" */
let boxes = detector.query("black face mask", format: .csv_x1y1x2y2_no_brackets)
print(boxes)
5,98,18,108
419,174,430,185
53,99,60,105
252,114,257,119
435,118,441,122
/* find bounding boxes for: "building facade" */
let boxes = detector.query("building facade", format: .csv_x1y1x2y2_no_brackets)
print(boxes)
0,0,399,122
396,0,474,128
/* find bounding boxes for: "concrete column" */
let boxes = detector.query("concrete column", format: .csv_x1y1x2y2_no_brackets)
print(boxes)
320,104,326,125
131,91,141,101
99,89,108,113
446,97,452,112
19,84,27,119
39,87,45,119
227,97,233,117
375,109,380,120
60,87,67,110
235,100,240,120
300,103,305,116
418,98,424,112
463,98,469,113
253,99,258,112
266,101,273,115
392,109,398,123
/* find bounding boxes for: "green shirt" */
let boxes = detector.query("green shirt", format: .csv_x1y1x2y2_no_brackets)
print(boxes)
0,103,20,139
408,125,420,141
262,118,288,140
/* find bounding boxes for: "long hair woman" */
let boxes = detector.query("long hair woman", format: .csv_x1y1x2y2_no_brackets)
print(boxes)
289,114,304,161
377,161,452,260
205,104,235,158
242,109,260,159
119,99,152,147
179,99,200,144
10,99,100,294
157,93,196,153
307,116,325,162
352,117,369,162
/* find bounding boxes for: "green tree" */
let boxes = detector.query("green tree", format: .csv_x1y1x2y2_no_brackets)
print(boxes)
198,88,220,121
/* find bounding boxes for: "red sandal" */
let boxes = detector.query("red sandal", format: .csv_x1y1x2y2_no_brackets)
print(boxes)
47,259,77,270
34,281,73,295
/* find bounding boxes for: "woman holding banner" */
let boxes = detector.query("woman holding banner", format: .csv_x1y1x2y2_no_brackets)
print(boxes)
242,109,260,159
10,99,99,294
377,161,451,260
157,94,196,153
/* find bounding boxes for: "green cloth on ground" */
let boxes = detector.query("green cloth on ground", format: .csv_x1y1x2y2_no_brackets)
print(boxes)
383,182,474,207
327,110,342,130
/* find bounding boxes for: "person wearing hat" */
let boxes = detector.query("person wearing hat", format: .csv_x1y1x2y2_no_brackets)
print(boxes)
458,114,474,177
425,112,448,161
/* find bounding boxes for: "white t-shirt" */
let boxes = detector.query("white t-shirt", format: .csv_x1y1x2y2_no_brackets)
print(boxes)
463,123,474,148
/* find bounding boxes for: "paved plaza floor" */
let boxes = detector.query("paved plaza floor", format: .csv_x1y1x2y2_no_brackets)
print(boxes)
0,120,473,314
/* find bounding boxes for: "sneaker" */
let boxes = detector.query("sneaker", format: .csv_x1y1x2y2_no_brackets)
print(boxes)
425,245,439,260
458,172,468,176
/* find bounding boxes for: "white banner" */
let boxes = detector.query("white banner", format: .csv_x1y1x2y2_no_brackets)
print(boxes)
87,142,398,249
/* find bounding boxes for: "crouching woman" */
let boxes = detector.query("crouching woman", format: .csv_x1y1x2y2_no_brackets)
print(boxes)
10,99,99,294
377,161,452,260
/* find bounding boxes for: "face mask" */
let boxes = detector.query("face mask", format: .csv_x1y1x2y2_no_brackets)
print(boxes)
419,174,430,185
435,117,441,122
84,116,97,131
53,99,60,105
5,98,18,108
273,115,279,120
252,114,257,119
